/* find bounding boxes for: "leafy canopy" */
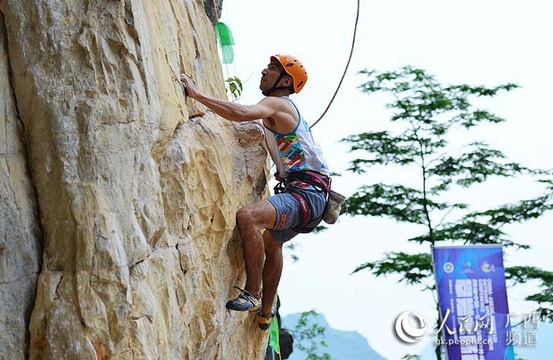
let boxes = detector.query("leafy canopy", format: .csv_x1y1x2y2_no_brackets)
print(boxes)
343,66,553,358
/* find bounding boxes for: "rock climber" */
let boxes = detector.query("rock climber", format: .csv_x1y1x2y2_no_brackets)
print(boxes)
180,54,330,330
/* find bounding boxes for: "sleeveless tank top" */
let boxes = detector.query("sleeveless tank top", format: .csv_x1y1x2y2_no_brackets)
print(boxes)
263,97,329,180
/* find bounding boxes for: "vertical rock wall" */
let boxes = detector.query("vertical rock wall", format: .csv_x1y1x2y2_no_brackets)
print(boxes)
0,0,269,359
0,10,43,359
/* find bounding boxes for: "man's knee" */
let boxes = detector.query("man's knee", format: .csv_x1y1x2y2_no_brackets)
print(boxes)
237,200,276,227
237,204,264,231
236,205,252,229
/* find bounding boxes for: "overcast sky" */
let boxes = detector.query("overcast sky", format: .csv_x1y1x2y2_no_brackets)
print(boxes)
219,1,553,358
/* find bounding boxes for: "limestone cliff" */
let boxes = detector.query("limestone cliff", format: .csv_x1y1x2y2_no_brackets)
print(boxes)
0,0,269,359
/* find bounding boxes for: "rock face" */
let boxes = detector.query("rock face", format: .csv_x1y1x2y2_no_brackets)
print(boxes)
0,1,269,359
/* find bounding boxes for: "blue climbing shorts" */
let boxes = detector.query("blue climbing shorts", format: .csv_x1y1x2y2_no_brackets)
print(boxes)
266,187,327,243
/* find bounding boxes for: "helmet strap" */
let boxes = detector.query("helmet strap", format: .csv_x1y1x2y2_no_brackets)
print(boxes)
262,71,293,96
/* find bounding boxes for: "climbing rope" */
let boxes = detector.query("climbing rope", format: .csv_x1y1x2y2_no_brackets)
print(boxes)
309,0,361,129
193,0,360,128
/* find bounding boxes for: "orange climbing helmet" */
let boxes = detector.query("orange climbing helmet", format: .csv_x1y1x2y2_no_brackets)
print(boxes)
270,54,308,94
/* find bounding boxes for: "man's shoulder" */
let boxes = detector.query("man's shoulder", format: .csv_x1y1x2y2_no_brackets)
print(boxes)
259,96,298,117
259,95,290,105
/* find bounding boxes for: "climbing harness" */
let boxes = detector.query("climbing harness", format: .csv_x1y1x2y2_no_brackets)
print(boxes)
273,171,332,233
274,170,347,231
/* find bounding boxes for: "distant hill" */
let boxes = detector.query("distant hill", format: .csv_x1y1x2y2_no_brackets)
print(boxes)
281,313,386,360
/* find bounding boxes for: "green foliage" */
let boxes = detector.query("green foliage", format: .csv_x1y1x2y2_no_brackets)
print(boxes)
291,310,331,360
346,183,454,223
506,266,553,321
225,76,243,101
353,252,433,287
344,66,553,358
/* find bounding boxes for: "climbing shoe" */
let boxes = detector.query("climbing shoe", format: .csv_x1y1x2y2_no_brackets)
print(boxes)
257,312,275,330
226,287,260,312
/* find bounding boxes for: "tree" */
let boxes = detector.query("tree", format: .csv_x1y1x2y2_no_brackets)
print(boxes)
342,66,553,359
290,310,331,360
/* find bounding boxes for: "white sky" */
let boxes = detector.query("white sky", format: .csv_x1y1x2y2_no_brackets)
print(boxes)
219,1,553,358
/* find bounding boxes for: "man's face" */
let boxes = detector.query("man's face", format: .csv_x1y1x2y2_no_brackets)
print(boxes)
260,60,288,91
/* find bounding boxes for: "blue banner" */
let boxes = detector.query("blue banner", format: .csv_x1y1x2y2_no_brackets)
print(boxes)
432,245,515,360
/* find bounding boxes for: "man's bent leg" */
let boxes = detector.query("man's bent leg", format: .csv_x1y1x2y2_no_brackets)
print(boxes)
232,200,277,306
261,230,283,315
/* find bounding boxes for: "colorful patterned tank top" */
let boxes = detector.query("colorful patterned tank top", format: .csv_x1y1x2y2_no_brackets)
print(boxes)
263,97,329,182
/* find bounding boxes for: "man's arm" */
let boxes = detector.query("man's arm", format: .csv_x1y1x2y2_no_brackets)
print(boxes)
180,74,277,122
